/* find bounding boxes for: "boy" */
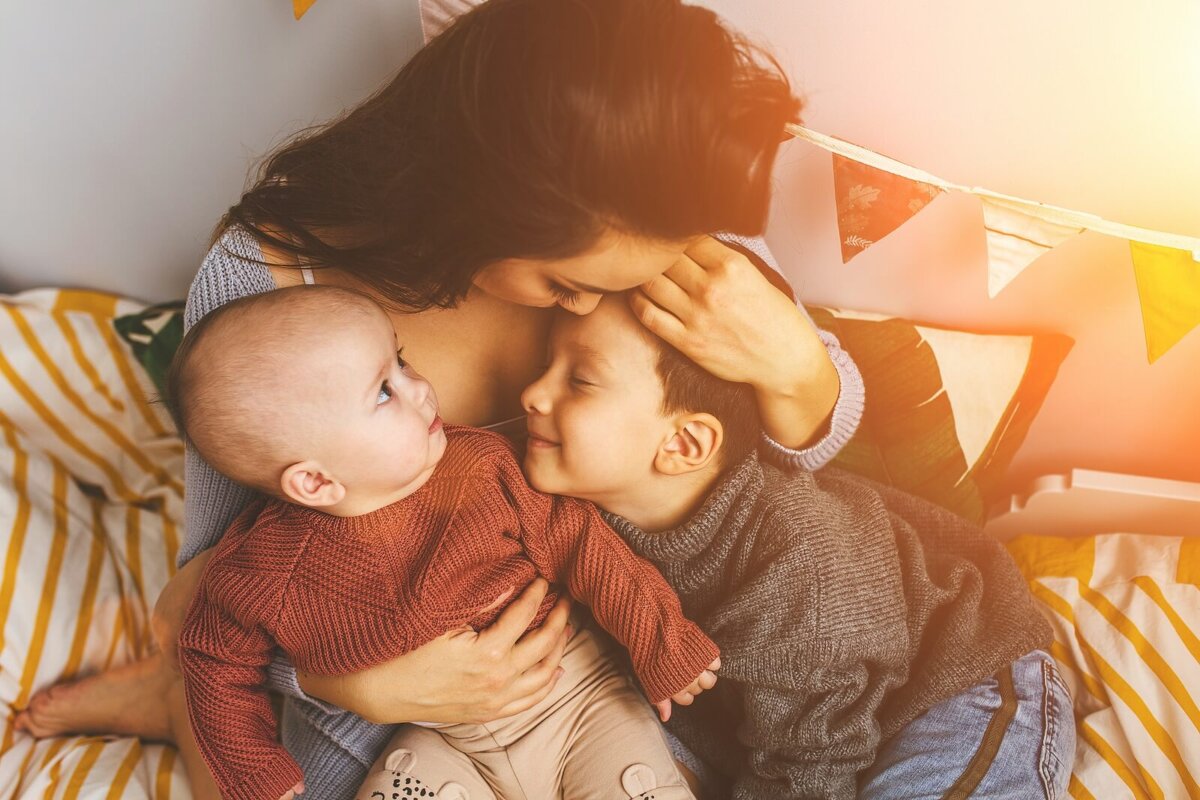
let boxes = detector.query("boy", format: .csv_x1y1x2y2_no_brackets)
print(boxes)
168,285,719,800
517,294,1076,800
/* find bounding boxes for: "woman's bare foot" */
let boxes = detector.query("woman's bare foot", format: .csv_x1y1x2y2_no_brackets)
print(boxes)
14,653,174,741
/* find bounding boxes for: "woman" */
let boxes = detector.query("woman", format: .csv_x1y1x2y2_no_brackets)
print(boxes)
17,1,863,797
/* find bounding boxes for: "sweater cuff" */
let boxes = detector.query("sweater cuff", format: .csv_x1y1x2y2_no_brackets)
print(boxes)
222,754,304,800
636,624,721,705
760,330,866,473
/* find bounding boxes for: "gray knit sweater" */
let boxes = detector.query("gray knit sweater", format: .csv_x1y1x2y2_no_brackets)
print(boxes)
606,458,1052,800
179,226,866,799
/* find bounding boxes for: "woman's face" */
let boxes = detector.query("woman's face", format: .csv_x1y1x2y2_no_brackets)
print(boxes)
472,230,696,315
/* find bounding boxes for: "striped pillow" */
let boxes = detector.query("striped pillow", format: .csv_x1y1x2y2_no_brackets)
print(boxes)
0,289,186,796
1008,533,1200,799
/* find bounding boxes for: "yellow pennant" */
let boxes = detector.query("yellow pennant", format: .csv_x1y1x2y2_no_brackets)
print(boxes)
1129,242,1200,363
293,0,318,20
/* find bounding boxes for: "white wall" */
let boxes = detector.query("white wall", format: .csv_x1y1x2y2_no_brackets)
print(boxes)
2,0,1197,488
702,0,1200,488
0,0,422,301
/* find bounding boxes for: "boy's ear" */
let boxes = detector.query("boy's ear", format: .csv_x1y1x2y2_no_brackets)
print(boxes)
280,461,346,508
654,414,723,476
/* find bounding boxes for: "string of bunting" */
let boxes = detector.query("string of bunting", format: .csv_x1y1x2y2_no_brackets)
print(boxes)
787,123,1200,364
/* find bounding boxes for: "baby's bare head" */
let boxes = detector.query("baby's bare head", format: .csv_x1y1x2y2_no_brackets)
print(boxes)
166,285,383,494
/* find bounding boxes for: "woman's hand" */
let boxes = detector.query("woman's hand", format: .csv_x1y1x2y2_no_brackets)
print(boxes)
298,579,571,725
153,547,215,673
629,236,841,449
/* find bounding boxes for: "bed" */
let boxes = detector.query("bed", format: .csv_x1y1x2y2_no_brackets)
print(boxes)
0,287,1196,798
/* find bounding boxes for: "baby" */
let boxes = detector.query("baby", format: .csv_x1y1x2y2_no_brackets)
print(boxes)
515,294,1075,799
168,285,719,800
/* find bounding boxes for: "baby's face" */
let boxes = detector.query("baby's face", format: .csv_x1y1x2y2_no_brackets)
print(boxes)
299,304,447,504
521,296,669,505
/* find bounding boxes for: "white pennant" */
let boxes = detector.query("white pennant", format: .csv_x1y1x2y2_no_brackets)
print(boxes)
419,0,485,43
979,195,1084,297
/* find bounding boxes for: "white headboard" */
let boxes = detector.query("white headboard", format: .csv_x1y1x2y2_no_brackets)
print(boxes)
985,469,1200,540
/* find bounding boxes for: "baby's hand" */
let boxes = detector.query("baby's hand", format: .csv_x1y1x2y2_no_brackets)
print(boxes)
279,781,304,800
654,657,721,722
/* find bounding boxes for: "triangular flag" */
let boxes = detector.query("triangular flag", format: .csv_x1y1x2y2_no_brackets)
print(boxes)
832,154,940,263
1129,242,1200,364
419,0,484,43
979,196,1084,297
293,0,318,20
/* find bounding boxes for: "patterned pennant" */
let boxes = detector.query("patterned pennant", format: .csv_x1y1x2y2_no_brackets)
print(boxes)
832,154,940,263
980,197,1084,297
1129,242,1200,364
420,0,484,43
293,0,318,20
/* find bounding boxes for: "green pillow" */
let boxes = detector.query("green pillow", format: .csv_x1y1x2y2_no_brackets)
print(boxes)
112,301,185,397
806,306,1072,523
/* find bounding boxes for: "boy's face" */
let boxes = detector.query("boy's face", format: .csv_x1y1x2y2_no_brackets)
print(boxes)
521,296,670,504
305,304,448,502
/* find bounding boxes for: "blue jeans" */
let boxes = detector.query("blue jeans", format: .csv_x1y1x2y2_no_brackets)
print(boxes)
859,650,1075,799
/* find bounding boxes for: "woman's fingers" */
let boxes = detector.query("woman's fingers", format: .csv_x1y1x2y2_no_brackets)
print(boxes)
663,249,710,294
627,289,687,346
511,594,572,671
479,579,550,652
492,666,565,720
477,585,516,616
638,272,693,321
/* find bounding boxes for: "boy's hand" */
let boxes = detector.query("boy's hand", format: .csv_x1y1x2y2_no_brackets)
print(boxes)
279,781,304,799
654,657,721,722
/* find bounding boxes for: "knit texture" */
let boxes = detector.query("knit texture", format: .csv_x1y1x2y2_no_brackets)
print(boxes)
178,426,718,800
605,458,1053,800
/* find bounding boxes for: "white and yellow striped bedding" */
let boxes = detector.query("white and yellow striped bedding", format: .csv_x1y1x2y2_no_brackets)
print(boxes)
2,287,1198,798
1009,534,1200,800
0,289,189,799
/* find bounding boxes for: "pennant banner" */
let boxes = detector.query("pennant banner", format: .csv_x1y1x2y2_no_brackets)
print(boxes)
788,124,1200,362
833,155,941,263
979,195,1084,297
419,0,485,42
293,0,317,20
1130,243,1200,364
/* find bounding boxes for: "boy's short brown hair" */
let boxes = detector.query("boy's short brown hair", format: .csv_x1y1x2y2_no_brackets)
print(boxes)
653,342,761,470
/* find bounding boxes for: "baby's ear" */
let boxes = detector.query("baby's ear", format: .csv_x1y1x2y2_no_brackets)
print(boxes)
280,461,347,508
653,414,722,476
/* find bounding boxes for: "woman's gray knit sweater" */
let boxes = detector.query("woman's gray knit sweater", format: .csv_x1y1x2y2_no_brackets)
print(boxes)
606,457,1052,800
178,227,866,799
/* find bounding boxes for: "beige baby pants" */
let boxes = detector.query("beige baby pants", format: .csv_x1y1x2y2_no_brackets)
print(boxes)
354,619,696,800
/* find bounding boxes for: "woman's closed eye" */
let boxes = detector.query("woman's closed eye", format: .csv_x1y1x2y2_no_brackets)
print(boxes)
550,283,581,306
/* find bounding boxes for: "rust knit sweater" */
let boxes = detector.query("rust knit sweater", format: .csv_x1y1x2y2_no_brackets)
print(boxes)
178,426,719,800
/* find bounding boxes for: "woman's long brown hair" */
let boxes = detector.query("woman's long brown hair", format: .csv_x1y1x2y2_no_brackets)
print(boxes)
219,0,801,311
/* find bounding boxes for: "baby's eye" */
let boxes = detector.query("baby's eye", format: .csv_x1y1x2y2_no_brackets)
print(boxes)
377,381,392,405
